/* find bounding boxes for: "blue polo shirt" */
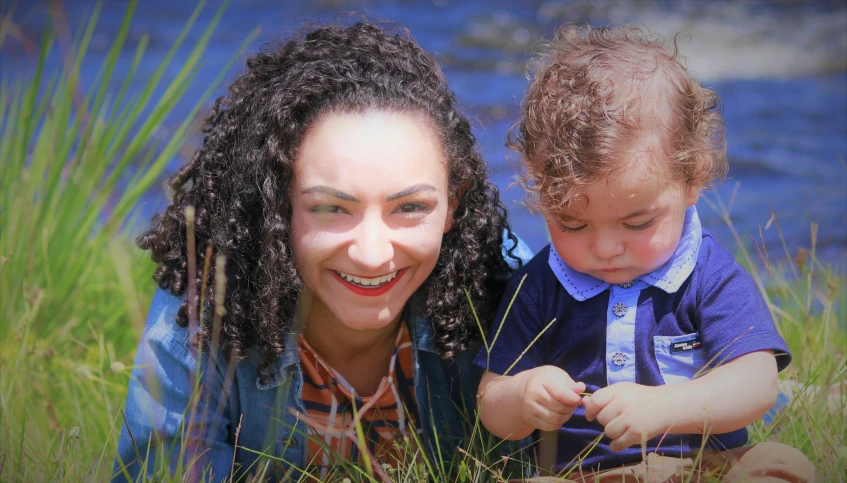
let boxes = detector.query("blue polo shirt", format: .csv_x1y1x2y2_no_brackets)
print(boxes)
475,207,791,472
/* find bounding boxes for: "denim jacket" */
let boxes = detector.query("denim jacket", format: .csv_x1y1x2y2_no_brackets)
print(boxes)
113,236,533,482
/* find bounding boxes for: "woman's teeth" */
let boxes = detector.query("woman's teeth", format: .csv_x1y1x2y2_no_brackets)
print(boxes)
336,270,398,287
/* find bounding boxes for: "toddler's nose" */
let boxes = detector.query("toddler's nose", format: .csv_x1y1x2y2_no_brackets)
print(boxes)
592,237,624,260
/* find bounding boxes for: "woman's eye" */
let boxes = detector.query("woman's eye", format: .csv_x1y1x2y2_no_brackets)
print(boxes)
395,202,431,214
557,223,586,233
624,219,656,231
309,205,347,214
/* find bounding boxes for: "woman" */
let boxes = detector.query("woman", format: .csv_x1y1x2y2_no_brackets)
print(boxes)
113,22,532,482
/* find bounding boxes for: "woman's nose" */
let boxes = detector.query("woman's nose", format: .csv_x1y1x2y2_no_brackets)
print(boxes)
348,216,394,269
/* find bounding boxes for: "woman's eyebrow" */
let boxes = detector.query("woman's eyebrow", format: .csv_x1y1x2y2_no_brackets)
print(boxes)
386,184,436,201
300,184,436,202
301,186,359,201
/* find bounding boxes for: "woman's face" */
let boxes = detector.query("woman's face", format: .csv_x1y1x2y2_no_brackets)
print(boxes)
290,110,453,332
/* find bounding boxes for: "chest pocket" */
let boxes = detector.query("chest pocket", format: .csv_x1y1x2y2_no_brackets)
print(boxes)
653,332,707,384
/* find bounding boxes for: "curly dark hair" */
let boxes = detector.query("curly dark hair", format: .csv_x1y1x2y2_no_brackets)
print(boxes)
137,21,521,378
510,24,727,218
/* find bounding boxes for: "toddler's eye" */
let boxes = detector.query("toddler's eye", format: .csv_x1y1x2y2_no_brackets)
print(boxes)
558,223,586,233
624,219,656,231
395,202,431,214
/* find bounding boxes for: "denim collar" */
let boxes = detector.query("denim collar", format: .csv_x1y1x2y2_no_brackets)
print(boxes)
548,206,702,301
406,291,439,353
254,332,300,390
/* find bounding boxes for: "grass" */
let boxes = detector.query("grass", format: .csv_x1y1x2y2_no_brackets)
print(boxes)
0,3,845,482
0,1,257,481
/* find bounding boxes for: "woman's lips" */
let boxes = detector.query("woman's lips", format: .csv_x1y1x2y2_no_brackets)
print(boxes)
330,268,407,296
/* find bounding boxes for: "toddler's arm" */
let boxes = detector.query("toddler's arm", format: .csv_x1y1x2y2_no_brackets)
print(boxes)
477,366,585,441
583,350,778,451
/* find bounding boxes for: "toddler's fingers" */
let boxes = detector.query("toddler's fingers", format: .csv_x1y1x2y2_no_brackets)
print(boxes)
586,386,614,408
533,418,564,432
608,426,640,452
583,395,603,422
583,396,594,421
594,402,624,427
608,434,632,453
603,415,627,441
532,412,567,431
553,367,578,386
547,382,582,407
528,403,571,431
570,381,586,395
604,415,634,451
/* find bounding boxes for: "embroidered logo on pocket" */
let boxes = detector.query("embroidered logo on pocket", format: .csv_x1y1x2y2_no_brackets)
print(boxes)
670,338,702,353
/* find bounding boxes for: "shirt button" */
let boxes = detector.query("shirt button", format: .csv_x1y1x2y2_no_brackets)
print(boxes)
611,352,627,366
619,281,633,288
612,302,627,317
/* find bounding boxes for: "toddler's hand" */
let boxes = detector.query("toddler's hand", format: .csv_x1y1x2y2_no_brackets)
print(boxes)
521,365,586,431
583,382,669,452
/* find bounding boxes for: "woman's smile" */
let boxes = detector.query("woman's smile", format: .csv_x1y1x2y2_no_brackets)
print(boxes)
330,268,408,296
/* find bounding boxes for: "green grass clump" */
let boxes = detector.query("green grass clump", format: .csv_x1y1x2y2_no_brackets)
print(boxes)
0,1,256,480
0,3,844,482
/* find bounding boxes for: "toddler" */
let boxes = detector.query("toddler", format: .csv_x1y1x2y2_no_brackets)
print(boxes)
476,25,815,482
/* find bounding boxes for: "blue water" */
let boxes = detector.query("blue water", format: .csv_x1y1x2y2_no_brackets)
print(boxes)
4,0,846,268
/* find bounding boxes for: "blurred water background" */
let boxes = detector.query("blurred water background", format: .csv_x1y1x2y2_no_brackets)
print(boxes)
4,0,846,268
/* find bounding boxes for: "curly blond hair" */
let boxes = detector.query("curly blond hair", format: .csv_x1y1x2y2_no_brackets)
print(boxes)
510,24,727,218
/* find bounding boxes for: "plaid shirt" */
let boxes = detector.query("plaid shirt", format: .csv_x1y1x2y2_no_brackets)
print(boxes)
298,322,421,476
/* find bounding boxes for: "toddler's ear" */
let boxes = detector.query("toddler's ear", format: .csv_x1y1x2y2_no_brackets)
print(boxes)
686,184,700,206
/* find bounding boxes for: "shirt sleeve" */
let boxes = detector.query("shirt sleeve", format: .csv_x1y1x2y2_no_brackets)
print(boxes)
113,289,235,483
474,258,550,376
695,248,791,372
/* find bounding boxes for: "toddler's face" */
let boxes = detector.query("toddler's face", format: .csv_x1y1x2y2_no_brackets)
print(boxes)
546,155,699,284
